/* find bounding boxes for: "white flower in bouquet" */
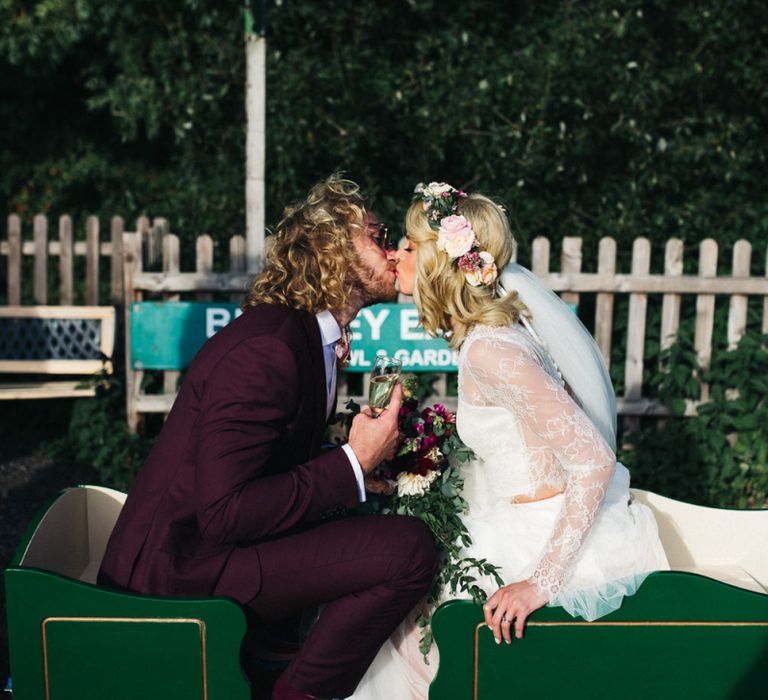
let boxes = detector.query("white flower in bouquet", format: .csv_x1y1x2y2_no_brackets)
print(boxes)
396,469,440,497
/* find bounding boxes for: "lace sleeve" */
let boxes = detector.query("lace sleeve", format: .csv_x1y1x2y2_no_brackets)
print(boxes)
463,332,616,601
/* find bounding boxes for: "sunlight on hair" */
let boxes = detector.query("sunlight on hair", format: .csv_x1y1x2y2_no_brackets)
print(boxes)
406,193,528,349
244,174,367,313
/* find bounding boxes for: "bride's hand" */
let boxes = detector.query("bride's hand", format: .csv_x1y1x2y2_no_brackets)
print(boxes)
483,580,548,643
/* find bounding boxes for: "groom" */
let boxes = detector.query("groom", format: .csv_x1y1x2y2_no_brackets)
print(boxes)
98,175,438,700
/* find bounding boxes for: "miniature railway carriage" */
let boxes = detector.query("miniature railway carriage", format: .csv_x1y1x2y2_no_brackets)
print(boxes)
4,486,249,700
432,490,768,699
5,486,768,699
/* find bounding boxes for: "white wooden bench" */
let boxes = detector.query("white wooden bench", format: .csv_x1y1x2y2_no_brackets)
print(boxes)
0,306,115,399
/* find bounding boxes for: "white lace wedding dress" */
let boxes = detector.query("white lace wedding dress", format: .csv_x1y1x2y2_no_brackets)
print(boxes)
349,320,669,700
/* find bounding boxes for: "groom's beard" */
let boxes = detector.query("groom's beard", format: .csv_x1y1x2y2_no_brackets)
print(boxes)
349,256,397,306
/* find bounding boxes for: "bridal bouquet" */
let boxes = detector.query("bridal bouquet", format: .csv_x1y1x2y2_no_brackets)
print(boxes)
334,377,503,655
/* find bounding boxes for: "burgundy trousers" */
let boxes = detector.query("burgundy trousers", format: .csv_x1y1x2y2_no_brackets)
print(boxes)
216,513,438,698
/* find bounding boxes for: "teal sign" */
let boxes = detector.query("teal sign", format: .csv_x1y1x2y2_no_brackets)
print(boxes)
130,302,456,372
347,304,457,372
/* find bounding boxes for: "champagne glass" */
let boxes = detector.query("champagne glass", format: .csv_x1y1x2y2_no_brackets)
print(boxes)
368,355,402,416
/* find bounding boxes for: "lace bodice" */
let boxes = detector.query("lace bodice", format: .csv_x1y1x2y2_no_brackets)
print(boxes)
457,323,616,600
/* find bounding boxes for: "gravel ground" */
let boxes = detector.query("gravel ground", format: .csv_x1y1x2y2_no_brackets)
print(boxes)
0,401,87,687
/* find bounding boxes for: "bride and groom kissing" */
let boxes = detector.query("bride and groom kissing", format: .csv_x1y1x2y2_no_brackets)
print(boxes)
97,175,668,699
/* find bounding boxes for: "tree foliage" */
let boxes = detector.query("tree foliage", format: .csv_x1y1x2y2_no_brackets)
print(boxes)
1,0,766,256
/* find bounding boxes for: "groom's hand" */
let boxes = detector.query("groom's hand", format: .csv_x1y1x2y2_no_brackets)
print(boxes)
347,384,403,474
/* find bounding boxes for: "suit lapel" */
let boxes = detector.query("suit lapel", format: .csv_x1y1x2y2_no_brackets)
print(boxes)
299,310,329,456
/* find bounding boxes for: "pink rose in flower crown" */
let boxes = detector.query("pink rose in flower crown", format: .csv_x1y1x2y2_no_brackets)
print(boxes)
480,253,498,286
437,215,476,259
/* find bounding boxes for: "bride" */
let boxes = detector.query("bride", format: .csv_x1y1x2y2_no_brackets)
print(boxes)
349,182,669,699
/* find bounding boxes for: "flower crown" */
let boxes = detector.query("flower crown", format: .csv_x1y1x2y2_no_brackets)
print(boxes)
413,182,498,288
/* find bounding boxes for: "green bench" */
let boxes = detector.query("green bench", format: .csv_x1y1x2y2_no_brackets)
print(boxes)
431,489,768,699
4,485,250,700
6,486,768,699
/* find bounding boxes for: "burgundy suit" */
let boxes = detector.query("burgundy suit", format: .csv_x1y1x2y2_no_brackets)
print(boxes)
99,304,437,697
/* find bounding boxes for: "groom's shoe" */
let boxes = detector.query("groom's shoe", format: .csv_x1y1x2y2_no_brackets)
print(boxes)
272,675,325,700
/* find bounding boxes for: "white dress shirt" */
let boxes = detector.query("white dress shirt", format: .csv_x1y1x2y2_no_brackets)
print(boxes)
315,310,366,502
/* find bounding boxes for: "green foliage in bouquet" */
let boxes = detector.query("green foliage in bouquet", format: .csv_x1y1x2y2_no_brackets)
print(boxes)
335,374,503,656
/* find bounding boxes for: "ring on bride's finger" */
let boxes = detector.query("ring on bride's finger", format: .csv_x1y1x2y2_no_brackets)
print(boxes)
501,615,510,623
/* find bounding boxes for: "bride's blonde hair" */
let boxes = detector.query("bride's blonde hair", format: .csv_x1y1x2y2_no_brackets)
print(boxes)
406,193,527,349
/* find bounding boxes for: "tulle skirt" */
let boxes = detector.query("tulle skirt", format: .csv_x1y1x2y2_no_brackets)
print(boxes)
349,462,669,699
455,461,669,619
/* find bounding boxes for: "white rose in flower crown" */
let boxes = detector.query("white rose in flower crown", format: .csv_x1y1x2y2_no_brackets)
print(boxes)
427,182,454,197
437,215,476,259
464,267,483,287
396,469,440,497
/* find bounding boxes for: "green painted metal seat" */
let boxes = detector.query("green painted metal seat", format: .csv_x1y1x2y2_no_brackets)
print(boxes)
4,485,251,700
430,489,768,699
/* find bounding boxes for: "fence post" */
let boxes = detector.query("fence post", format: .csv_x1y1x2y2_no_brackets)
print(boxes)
85,216,99,305
695,239,718,401
196,234,214,302
59,215,74,305
660,238,683,352
623,237,651,433
727,240,751,350
229,235,247,302
560,236,582,308
124,229,143,434
7,215,21,305
595,237,616,369
33,214,47,304
136,216,149,271
531,236,550,276
110,217,124,306
147,218,165,270
162,232,181,396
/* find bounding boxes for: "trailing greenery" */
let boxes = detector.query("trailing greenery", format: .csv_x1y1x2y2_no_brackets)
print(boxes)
1,0,766,256
622,330,768,508
333,393,503,657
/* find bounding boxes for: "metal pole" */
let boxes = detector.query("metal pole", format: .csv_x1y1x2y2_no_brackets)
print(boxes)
245,1,266,272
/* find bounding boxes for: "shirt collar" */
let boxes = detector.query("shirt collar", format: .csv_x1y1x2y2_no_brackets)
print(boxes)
315,309,342,347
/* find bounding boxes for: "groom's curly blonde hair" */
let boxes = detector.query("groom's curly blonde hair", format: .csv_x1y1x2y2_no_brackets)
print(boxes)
406,193,527,349
243,175,366,313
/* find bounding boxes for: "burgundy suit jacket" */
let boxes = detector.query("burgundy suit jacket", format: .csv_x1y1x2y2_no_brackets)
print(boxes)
98,304,359,603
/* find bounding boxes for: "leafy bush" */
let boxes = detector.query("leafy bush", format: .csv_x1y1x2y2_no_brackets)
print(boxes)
622,331,768,507
58,373,153,491
2,0,766,253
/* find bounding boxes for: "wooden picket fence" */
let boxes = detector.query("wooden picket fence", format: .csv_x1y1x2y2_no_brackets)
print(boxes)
121,229,768,431
1,214,125,306
2,214,768,432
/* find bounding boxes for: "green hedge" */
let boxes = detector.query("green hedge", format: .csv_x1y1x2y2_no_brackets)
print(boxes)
2,0,766,255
